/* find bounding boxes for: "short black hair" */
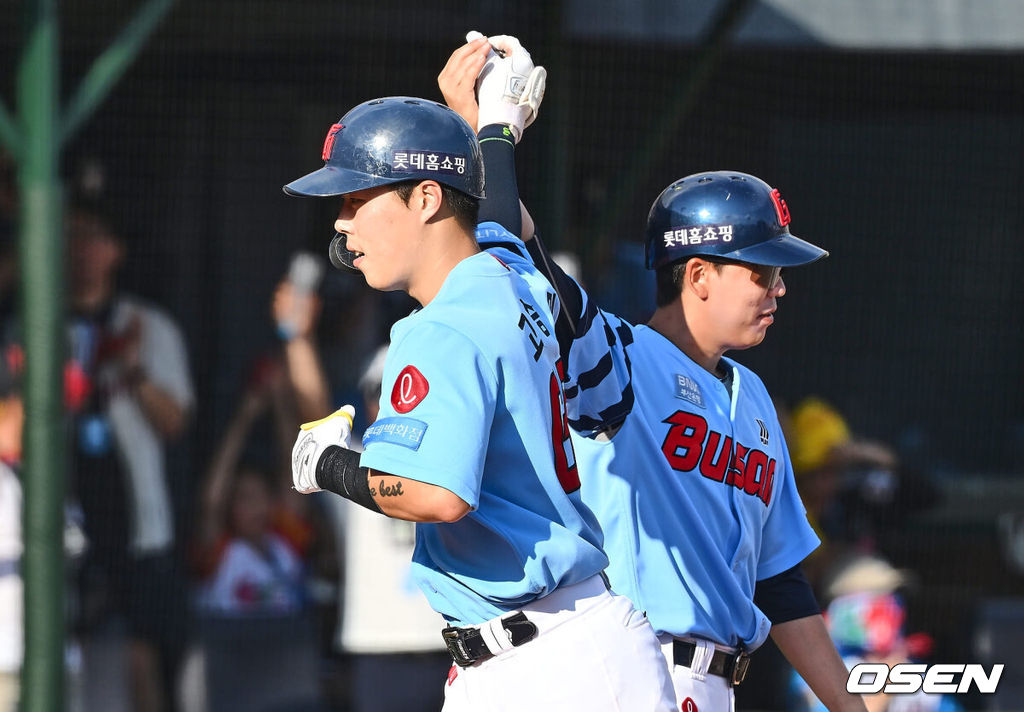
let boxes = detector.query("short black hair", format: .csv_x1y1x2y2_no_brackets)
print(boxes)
393,180,479,233
655,261,687,307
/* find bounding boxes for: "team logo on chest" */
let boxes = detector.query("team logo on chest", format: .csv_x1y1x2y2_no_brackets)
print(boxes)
673,373,705,408
660,410,776,506
391,365,429,413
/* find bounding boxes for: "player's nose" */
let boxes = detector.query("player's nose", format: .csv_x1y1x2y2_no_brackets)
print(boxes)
772,275,787,296
334,216,353,235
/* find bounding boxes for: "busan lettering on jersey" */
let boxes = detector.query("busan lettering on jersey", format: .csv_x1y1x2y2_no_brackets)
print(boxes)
660,410,775,506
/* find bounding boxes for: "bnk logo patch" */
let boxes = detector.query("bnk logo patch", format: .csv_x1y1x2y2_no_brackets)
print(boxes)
391,365,429,414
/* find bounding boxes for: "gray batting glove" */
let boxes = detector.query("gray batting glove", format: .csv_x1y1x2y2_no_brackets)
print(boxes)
291,405,356,494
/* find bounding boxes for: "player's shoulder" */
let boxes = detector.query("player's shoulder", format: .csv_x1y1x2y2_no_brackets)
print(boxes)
389,314,480,358
387,305,505,384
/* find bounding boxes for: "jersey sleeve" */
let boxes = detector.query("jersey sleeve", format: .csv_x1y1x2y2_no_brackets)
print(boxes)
358,320,496,509
521,235,635,436
756,437,821,581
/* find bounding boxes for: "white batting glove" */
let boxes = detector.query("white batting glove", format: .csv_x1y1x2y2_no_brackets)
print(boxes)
291,405,356,494
469,32,547,143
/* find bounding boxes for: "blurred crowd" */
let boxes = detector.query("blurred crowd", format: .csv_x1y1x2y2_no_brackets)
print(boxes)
0,149,1008,712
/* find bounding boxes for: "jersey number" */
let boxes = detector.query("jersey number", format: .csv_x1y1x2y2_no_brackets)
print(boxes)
550,359,579,493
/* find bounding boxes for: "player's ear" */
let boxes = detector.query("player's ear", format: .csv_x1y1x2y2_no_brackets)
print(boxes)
417,180,444,223
686,258,712,300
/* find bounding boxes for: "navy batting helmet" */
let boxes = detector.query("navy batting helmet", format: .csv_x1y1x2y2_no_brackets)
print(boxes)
644,171,827,270
284,96,484,271
283,96,484,199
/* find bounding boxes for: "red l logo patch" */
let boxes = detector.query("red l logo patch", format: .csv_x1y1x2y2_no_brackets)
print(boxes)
391,365,429,413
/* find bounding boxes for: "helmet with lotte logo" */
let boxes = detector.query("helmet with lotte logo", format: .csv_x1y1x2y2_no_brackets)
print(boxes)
644,171,828,270
283,96,485,270
283,96,485,199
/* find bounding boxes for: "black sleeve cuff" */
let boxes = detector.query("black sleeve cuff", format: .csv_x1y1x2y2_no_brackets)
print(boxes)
477,123,521,236
754,563,820,624
316,445,382,513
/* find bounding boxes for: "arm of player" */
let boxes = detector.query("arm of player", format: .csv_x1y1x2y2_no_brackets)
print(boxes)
440,35,634,436
440,37,523,237
318,447,470,522
367,467,471,522
291,407,471,522
438,37,583,344
771,615,868,712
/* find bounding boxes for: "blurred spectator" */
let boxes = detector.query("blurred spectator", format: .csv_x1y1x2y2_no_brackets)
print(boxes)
192,361,312,617
0,341,88,712
270,254,344,648
789,554,962,712
787,397,940,592
184,353,329,712
65,199,194,712
271,256,330,424
325,344,451,712
0,344,24,712
276,269,450,710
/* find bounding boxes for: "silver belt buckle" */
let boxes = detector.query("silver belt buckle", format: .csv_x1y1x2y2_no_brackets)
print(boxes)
731,650,750,686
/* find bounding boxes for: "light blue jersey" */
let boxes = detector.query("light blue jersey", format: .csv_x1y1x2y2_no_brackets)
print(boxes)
555,286,819,650
359,225,607,627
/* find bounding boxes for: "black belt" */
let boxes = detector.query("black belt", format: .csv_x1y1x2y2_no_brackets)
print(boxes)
442,612,539,668
673,639,750,687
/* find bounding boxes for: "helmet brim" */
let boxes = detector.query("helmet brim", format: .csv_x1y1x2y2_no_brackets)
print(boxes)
724,233,829,267
282,165,401,198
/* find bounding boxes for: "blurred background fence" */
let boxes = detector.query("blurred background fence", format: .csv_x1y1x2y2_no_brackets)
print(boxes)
1,1,1022,710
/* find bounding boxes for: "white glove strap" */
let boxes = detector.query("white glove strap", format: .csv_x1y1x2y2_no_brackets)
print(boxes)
518,66,547,130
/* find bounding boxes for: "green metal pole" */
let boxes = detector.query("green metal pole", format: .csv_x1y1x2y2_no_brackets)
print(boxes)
18,0,65,709
0,98,23,160
60,0,176,146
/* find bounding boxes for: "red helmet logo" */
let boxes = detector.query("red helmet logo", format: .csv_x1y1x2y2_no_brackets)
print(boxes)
321,123,344,161
770,188,791,226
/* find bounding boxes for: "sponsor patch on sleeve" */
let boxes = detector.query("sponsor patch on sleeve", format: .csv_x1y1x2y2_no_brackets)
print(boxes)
391,365,429,413
362,416,428,451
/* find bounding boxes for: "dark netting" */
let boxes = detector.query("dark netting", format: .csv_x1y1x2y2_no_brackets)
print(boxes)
2,2,1022,710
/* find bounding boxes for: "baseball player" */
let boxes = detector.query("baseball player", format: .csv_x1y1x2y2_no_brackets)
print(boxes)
282,83,675,710
439,36,869,712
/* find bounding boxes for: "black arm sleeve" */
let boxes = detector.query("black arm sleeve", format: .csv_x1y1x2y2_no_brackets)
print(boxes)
753,563,820,624
477,122,593,357
476,124,521,236
315,445,382,513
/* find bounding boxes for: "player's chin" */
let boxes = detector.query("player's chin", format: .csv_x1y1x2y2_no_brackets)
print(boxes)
361,268,398,293
741,325,770,348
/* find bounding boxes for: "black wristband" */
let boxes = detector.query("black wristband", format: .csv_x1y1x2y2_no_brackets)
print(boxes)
316,445,382,513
